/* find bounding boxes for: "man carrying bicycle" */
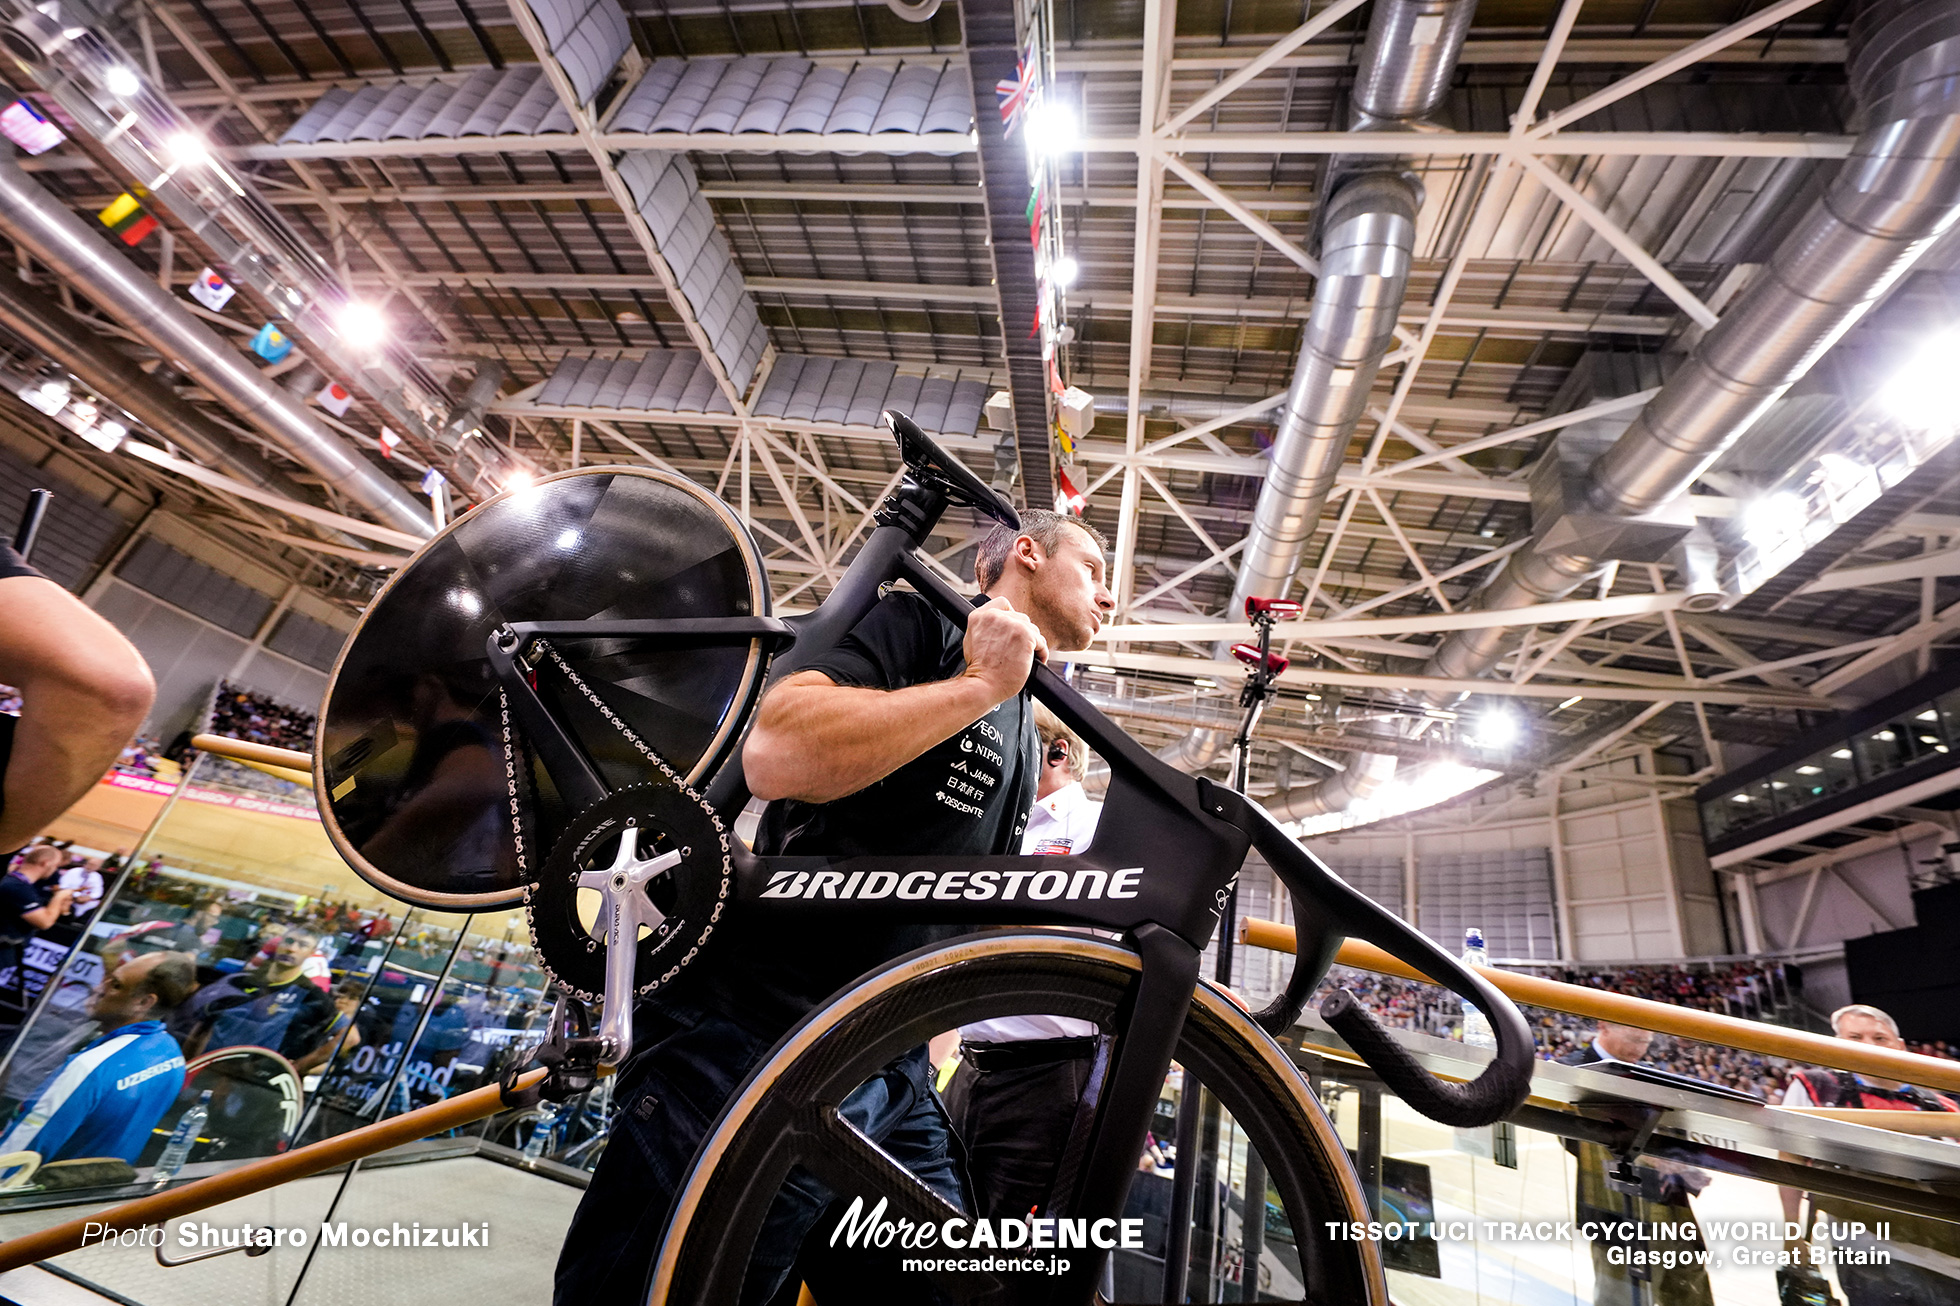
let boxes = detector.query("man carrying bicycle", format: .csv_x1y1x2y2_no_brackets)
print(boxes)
554,508,1115,1305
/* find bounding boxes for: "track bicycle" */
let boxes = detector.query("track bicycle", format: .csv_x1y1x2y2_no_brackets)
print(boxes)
313,412,1538,1303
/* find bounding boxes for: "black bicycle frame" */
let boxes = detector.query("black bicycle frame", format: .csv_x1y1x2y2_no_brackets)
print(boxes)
488,431,1537,1298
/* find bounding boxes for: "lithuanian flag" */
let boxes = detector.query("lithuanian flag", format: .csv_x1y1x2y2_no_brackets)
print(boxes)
98,193,157,246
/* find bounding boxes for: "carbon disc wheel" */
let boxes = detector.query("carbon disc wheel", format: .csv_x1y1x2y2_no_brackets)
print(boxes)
315,465,770,912
646,933,1385,1306
525,782,732,1003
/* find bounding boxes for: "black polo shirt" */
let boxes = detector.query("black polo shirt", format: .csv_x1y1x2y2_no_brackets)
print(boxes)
694,590,1038,1037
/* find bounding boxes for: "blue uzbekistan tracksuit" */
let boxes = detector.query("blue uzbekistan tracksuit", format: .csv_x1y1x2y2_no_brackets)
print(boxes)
0,1019,187,1162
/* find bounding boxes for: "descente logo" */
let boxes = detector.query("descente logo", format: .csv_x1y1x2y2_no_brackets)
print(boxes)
761,867,1143,902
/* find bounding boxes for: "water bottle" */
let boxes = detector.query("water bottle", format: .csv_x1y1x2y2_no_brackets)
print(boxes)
521,1105,556,1163
151,1090,211,1187
1460,928,1496,1048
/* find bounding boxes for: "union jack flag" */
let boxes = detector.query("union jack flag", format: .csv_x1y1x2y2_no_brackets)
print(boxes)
996,66,1027,133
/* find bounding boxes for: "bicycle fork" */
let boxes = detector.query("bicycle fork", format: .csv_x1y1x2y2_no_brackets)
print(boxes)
1047,924,1202,1305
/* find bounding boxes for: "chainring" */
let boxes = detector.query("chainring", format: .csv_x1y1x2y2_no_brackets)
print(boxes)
525,783,732,1004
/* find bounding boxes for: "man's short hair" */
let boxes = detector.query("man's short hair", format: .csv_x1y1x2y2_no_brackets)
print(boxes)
1033,704,1089,782
18,845,60,869
138,953,198,1013
1831,1003,1900,1039
974,511,1108,592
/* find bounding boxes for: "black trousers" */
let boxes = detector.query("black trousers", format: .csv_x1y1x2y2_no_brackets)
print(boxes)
942,1041,1100,1222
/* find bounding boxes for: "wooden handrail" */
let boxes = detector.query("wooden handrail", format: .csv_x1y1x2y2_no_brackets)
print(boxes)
1240,918,1960,1096
1779,1108,1960,1137
0,1069,545,1271
188,734,313,776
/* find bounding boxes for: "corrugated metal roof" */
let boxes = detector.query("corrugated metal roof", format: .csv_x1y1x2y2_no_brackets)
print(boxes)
751,355,990,435
534,351,736,413
614,152,767,392
610,56,973,138
281,67,576,143
279,57,974,148
525,0,632,106
527,350,991,437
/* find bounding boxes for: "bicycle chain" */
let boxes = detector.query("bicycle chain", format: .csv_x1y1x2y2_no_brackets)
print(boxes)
502,637,731,1003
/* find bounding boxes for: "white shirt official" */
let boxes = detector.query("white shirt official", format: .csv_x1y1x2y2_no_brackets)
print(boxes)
960,781,1104,1045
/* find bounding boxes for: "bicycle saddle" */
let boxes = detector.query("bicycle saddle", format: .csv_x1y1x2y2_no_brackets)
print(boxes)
883,408,1019,529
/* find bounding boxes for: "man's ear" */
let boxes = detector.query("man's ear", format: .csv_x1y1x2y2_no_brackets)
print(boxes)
1012,533,1044,574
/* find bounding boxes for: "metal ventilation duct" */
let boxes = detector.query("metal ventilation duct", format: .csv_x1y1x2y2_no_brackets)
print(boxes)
1159,0,1476,781
1430,0,1960,685
0,155,433,541
0,263,304,499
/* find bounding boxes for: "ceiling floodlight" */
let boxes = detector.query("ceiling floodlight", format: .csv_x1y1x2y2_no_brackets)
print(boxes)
1048,255,1080,288
336,300,388,350
1882,329,1960,431
1740,492,1802,549
1024,99,1080,157
1473,706,1521,751
18,376,67,416
166,132,211,167
103,65,139,96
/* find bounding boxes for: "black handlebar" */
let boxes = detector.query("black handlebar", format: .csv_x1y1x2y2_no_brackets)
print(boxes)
1241,802,1536,1128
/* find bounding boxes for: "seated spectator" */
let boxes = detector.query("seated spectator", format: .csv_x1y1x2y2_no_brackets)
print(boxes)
109,901,225,967
294,978,365,1077
0,951,194,1164
57,856,103,918
1,846,71,979
178,923,338,1065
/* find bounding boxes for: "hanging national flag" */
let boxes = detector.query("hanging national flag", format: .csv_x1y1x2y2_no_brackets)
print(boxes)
187,267,235,312
378,426,401,458
250,322,293,364
97,193,157,246
1025,173,1046,247
1055,465,1086,516
419,467,447,496
1054,420,1078,465
0,101,62,155
316,380,354,417
995,73,1026,134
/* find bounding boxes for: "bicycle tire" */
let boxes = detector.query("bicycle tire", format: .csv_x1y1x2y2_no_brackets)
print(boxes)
647,932,1387,1306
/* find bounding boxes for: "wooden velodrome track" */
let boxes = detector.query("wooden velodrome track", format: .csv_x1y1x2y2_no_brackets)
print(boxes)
0,734,1954,1272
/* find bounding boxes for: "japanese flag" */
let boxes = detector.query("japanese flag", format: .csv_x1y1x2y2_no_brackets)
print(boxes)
187,267,234,312
316,381,354,417
378,427,400,458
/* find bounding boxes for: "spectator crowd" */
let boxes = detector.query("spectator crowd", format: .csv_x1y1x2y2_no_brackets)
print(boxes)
1312,959,1958,1101
202,682,316,753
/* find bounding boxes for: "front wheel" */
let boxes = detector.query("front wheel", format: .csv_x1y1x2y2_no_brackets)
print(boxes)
647,931,1387,1305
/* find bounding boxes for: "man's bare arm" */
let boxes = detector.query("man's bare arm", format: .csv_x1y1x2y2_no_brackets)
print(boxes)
0,576,156,853
744,597,1045,804
17,889,71,930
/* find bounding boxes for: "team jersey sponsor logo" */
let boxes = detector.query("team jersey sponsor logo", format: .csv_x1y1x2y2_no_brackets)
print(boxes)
761,866,1142,902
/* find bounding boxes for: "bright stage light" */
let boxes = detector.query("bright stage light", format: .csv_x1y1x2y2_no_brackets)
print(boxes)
1882,330,1960,431
336,301,389,350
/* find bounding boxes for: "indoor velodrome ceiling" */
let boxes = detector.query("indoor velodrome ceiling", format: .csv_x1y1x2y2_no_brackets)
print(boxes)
3,0,1959,856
